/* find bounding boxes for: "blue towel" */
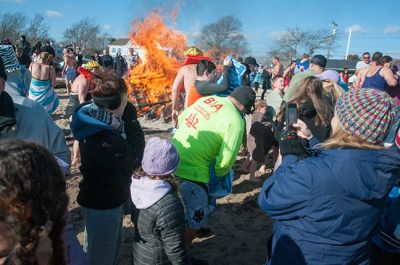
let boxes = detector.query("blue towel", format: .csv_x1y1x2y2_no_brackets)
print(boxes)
216,56,247,96
209,162,234,197
28,78,59,115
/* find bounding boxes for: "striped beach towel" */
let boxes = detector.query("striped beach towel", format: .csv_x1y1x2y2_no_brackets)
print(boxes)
28,78,59,115
0,45,20,73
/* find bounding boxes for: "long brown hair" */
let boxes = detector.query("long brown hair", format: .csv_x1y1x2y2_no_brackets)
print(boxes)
277,76,333,126
0,140,68,265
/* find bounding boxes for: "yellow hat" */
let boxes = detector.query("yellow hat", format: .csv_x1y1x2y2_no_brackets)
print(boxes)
184,47,203,56
83,60,100,70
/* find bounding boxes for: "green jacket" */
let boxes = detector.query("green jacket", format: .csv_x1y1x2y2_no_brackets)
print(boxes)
172,96,244,183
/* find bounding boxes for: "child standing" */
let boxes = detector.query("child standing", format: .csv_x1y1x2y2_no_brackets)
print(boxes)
130,137,190,265
240,100,278,182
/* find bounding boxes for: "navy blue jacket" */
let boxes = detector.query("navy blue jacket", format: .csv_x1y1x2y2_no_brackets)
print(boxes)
258,147,400,265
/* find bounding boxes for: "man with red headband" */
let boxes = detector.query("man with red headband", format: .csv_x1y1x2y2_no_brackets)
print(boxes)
66,60,100,166
171,47,212,126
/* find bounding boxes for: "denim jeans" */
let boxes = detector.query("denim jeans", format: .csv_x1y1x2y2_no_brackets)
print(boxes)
82,205,124,265
385,106,400,145
64,212,87,265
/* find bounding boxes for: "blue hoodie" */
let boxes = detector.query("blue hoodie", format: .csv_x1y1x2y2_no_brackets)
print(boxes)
70,103,114,140
258,147,400,265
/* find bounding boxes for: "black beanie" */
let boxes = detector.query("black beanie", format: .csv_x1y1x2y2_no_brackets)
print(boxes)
230,86,256,114
0,57,7,81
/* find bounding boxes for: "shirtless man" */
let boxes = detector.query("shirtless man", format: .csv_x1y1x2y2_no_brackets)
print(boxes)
65,60,100,166
267,56,284,78
62,47,77,95
171,47,205,126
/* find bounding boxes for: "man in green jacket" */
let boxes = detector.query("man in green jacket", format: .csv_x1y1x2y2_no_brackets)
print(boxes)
172,86,256,247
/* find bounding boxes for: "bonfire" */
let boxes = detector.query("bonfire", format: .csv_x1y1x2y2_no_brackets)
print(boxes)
127,11,187,120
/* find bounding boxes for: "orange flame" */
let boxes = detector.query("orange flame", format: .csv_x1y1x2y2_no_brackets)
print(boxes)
127,11,187,117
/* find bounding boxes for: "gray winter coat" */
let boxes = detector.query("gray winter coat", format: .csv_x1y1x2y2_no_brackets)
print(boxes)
131,192,189,265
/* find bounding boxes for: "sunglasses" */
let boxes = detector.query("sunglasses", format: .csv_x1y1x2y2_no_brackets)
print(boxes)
363,57,370,59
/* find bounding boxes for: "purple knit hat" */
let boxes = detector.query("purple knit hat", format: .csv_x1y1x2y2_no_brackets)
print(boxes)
335,89,396,143
142,137,180,176
316,70,340,83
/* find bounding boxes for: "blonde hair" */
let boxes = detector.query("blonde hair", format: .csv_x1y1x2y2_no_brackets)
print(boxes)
39,52,53,65
255,99,267,110
319,126,385,150
323,80,345,105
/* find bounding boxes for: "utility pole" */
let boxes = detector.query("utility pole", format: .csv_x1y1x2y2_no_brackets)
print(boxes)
327,21,338,59
345,28,352,60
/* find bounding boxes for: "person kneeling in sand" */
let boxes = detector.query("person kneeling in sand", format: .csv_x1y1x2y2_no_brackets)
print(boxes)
239,100,278,181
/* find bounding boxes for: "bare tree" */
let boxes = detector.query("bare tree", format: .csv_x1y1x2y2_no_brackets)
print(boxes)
270,27,304,60
302,29,330,56
26,14,50,43
270,27,338,60
195,15,248,62
0,12,27,43
63,17,100,50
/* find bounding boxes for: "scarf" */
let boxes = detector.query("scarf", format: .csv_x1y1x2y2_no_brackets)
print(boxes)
87,103,125,138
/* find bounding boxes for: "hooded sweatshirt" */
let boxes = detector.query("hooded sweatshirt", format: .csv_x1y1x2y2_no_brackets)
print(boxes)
130,176,171,209
70,102,144,209
258,147,400,265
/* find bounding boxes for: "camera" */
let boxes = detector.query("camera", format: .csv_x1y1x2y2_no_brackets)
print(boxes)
285,103,297,130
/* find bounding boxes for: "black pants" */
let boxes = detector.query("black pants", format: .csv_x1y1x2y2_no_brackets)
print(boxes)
261,88,267,100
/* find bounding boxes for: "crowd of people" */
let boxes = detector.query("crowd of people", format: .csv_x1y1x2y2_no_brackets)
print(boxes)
0,32,400,265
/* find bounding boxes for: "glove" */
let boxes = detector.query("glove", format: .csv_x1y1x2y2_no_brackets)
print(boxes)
279,129,308,157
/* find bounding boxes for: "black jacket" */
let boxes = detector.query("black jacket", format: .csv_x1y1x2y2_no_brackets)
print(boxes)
41,45,55,57
131,192,189,265
113,55,127,77
76,102,145,209
17,54,31,67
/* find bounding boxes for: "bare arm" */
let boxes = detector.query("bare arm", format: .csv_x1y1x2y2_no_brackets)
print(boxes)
62,57,67,73
356,68,367,88
171,68,184,111
283,67,291,78
382,67,398,87
50,66,57,88
77,80,89,103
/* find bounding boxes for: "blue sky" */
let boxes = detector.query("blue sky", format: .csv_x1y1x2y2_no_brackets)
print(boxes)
2,0,400,59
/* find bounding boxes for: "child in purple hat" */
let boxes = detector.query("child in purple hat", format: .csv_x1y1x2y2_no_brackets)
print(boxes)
130,137,190,265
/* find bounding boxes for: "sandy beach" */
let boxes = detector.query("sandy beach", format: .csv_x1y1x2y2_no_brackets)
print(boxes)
53,84,274,265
